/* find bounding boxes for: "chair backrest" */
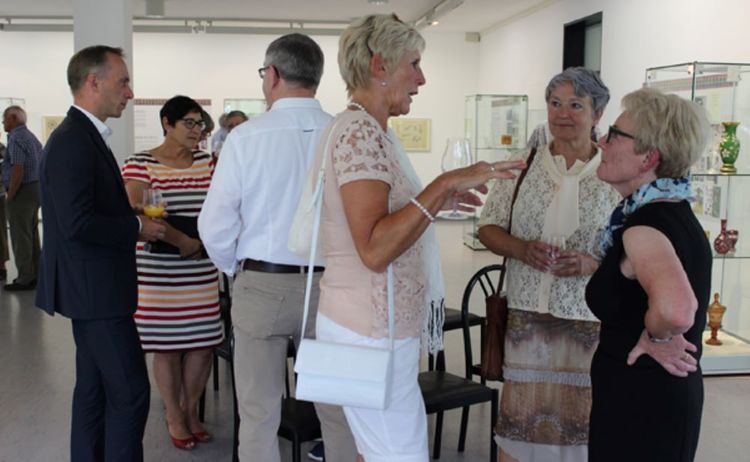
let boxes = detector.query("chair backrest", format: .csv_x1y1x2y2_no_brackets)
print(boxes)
460,264,506,378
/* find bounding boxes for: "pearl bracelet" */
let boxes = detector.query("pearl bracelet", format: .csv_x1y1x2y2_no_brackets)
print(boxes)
410,197,435,223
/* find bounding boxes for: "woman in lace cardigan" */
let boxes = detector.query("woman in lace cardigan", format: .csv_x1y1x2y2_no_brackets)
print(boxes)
477,67,620,462
310,14,524,461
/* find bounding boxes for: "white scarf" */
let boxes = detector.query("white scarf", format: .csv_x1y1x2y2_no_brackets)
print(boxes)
536,144,601,313
388,129,446,354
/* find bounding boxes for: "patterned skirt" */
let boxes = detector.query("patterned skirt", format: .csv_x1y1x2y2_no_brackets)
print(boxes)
133,245,224,352
495,309,599,457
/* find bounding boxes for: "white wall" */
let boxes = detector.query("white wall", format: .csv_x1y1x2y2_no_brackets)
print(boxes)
0,29,478,184
478,0,750,128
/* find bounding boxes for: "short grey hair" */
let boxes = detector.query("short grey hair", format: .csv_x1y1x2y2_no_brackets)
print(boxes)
622,87,710,178
545,67,610,117
338,14,425,95
3,105,26,124
264,33,324,90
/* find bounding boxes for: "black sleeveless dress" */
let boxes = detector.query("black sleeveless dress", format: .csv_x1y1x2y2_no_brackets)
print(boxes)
585,201,711,462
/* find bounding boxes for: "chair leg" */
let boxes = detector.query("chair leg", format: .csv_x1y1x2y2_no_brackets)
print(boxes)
213,352,219,391
490,390,499,462
293,436,301,462
458,406,470,451
436,350,447,371
479,324,487,385
230,363,240,462
433,411,444,459
198,387,206,423
428,353,435,371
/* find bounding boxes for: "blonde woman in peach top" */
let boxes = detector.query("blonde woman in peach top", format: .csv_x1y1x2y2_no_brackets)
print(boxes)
310,14,524,462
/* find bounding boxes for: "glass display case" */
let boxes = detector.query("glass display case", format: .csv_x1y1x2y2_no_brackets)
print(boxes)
463,94,528,249
645,62,750,374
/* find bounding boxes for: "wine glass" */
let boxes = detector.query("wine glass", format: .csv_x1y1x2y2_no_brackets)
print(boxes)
143,189,167,218
547,235,566,272
441,137,473,219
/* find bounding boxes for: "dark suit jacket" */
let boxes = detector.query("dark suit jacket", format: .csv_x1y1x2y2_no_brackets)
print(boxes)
36,106,139,319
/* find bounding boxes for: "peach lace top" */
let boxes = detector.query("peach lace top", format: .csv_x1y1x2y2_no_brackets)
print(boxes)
316,110,426,339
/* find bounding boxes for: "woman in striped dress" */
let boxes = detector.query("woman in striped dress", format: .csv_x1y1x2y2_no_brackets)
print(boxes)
122,96,223,450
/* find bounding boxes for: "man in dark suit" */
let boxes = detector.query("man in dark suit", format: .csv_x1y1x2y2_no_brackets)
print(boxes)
36,45,165,462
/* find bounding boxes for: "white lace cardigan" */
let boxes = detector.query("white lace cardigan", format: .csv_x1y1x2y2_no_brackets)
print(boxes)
478,144,621,321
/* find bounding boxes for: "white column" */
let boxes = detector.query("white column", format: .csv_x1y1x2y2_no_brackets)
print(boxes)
73,0,134,164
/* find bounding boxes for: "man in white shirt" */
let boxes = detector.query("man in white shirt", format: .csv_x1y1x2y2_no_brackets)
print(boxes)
199,34,355,462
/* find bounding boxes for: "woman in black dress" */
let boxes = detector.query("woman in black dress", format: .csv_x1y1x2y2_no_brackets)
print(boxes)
586,87,712,462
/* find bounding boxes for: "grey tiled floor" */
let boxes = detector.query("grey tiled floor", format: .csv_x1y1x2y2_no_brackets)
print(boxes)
1,221,748,461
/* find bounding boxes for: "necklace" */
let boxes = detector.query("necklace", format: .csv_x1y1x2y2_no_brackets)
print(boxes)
348,101,367,112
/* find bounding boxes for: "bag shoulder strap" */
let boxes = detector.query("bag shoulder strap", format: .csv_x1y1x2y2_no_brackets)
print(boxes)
301,114,396,351
498,147,537,292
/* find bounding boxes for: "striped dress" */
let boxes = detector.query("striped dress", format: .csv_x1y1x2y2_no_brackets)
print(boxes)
122,150,224,352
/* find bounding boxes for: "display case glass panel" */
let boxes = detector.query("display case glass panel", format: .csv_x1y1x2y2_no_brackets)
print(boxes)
463,94,528,249
646,62,750,374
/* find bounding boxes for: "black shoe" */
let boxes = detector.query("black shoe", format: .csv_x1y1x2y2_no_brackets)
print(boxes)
4,280,36,291
307,441,324,461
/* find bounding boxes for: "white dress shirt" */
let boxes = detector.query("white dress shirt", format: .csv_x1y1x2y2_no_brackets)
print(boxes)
198,98,332,276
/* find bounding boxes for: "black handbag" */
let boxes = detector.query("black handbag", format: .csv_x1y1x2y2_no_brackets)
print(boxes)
147,215,206,258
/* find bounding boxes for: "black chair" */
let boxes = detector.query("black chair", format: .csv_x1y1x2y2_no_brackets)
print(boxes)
197,274,239,460
278,339,323,462
419,264,505,461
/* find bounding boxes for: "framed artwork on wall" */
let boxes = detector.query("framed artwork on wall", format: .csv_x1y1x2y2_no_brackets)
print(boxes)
390,118,431,152
41,115,65,143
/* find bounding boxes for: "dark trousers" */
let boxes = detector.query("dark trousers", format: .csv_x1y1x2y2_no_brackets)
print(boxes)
71,317,150,462
6,181,40,284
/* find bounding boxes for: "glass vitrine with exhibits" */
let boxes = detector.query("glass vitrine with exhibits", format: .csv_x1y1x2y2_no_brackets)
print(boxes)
463,94,528,249
646,62,750,374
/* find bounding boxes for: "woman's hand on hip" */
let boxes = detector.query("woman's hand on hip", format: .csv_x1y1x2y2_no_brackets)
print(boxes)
626,328,698,377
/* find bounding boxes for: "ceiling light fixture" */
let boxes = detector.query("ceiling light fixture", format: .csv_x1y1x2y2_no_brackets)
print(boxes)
413,0,463,29
367,0,389,5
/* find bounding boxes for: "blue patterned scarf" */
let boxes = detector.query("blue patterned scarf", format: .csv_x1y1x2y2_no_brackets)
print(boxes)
598,177,693,258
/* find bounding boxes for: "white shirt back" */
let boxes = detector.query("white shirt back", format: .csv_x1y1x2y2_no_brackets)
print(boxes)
198,98,332,275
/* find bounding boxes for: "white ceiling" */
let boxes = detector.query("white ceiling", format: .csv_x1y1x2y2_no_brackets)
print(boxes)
0,0,553,33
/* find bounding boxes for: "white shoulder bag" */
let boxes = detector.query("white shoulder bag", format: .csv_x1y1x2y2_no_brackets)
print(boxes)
287,123,336,261
294,120,394,410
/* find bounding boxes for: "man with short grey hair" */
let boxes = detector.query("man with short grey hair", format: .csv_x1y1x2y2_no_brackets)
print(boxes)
2,105,42,290
199,33,356,462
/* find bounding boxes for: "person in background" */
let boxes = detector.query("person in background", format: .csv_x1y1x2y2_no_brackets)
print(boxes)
478,67,619,462
2,105,43,291
36,44,164,462
225,110,248,133
0,141,7,281
122,96,224,451
313,14,523,461
199,33,357,462
586,88,712,462
210,112,228,155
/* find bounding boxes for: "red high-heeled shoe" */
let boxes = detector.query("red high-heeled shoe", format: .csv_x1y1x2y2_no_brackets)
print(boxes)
166,422,195,450
192,430,213,443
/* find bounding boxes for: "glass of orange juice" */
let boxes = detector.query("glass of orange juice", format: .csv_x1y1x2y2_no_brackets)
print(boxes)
143,189,166,218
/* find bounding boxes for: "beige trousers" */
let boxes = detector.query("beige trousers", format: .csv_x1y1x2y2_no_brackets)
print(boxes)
231,269,357,462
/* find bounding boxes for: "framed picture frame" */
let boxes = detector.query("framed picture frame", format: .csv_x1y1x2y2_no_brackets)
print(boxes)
41,115,65,143
390,118,431,151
